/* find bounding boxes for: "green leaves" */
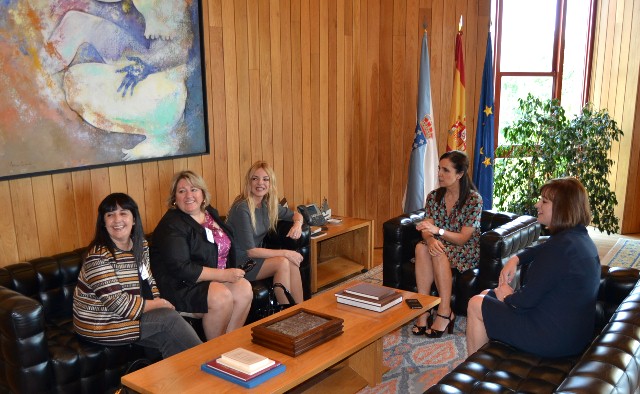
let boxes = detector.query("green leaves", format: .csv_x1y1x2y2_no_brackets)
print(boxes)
494,94,623,234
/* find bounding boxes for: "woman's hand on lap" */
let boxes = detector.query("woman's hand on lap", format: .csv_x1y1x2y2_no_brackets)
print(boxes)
499,256,519,286
223,268,246,283
144,297,175,312
427,238,445,256
284,250,303,267
495,283,514,301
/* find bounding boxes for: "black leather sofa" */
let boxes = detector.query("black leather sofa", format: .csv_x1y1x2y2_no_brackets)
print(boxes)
426,265,640,394
383,209,541,316
0,221,310,394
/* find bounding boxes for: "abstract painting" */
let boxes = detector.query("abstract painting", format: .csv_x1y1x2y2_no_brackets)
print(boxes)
0,0,209,180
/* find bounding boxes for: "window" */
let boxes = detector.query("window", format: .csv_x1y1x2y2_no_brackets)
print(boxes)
492,0,595,145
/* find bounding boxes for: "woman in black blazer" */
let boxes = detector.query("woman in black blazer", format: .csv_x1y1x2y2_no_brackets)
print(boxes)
151,171,253,340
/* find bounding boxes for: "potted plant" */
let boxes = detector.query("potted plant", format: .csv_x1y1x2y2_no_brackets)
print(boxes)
494,94,623,234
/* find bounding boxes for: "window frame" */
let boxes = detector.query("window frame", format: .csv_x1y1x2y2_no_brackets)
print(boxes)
493,0,597,149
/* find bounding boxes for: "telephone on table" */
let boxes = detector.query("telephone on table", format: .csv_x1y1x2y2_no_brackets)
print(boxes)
297,204,327,226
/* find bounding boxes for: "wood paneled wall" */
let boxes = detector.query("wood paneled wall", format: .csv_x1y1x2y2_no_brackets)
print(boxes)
590,0,640,234
0,0,493,267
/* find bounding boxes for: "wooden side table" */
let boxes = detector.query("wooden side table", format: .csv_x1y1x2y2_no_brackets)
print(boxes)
310,216,374,293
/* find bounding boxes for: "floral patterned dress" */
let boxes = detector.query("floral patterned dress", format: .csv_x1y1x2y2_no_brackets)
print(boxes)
424,189,483,272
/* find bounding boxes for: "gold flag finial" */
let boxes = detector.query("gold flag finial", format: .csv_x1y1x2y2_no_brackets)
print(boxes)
459,15,463,32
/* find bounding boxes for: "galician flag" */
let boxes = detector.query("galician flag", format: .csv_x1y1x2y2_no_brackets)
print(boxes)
403,29,439,214
473,32,495,210
447,28,466,152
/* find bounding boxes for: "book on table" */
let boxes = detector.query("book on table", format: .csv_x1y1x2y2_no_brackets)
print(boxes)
335,288,403,312
217,347,275,374
343,282,397,300
201,358,285,388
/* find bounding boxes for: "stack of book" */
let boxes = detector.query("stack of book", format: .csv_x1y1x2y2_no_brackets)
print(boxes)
335,283,403,312
200,347,285,388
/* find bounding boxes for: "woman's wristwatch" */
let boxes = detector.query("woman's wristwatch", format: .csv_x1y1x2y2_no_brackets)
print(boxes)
437,228,445,236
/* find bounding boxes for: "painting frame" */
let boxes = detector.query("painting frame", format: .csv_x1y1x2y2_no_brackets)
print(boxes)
0,0,210,181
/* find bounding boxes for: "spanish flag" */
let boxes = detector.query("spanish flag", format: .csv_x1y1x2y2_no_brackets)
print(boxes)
447,28,466,152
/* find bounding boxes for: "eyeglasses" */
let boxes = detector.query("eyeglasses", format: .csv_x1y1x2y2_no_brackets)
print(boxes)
239,260,256,273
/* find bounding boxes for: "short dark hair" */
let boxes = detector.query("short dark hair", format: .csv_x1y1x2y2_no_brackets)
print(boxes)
89,193,145,265
435,150,477,209
540,177,592,234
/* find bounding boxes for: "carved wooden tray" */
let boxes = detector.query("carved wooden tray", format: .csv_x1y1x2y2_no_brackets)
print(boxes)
251,308,344,357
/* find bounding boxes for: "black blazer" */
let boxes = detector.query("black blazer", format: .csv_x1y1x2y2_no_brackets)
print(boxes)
150,206,236,308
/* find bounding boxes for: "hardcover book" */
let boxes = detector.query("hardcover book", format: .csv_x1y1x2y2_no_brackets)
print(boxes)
335,289,402,307
336,292,403,312
202,358,281,381
343,283,397,300
218,347,274,374
201,360,285,388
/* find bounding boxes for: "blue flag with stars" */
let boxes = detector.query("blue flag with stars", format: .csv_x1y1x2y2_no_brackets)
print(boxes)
473,32,495,210
403,29,439,213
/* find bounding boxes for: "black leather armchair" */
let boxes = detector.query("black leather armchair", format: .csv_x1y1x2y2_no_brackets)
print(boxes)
0,220,310,393
382,209,541,316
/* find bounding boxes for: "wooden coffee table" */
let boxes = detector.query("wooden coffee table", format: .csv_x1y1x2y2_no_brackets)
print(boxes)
121,282,439,393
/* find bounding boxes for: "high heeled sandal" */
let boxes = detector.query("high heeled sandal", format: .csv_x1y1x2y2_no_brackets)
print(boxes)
412,324,427,336
424,311,455,338
411,308,435,336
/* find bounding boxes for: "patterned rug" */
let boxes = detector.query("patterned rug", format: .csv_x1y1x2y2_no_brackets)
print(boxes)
321,265,467,393
602,239,640,269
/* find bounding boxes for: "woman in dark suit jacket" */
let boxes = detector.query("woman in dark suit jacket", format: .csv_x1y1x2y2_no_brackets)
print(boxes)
466,177,600,357
151,171,253,340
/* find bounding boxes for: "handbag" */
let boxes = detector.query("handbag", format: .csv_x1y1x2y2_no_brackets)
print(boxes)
114,358,153,394
249,282,297,322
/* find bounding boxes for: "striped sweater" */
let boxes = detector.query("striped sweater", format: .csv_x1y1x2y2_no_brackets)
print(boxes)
73,241,160,345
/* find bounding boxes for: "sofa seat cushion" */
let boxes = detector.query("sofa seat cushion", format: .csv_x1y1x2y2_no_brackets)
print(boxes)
554,290,640,394
43,320,149,393
426,341,577,394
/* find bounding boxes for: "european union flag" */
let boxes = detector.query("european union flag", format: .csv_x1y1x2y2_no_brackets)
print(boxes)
473,32,495,210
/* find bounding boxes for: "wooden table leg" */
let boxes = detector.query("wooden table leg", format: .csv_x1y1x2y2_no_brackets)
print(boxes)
347,338,384,386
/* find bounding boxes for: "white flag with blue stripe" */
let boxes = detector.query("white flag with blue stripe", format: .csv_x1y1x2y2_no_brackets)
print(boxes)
403,29,439,213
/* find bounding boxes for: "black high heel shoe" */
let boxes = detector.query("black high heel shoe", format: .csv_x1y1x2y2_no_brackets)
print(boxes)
424,311,455,338
411,308,435,336
412,324,427,336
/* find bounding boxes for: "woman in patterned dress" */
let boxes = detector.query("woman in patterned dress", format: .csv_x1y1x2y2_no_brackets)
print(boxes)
413,151,483,337
150,171,253,340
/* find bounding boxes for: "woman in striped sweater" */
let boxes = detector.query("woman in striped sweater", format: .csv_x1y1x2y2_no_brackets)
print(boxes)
73,193,201,358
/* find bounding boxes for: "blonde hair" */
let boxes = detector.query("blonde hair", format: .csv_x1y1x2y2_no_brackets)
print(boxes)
232,161,280,232
166,170,211,211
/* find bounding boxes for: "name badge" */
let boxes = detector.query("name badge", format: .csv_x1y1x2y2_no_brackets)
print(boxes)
140,264,150,280
205,228,215,244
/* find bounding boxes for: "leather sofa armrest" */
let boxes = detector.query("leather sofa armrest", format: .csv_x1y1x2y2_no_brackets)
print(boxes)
382,212,424,290
0,286,51,393
595,266,640,332
263,220,310,252
477,215,540,291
